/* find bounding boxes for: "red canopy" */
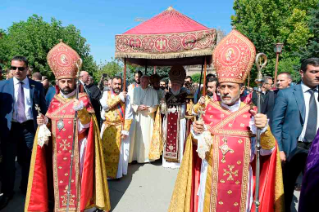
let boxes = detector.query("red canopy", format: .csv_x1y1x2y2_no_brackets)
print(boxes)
115,6,216,66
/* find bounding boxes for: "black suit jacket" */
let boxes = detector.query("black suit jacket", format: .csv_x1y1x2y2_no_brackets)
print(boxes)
0,78,47,139
261,90,278,126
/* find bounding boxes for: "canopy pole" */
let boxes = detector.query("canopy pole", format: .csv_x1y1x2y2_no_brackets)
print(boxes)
202,57,207,96
145,60,148,75
196,58,205,103
154,66,156,74
123,58,127,92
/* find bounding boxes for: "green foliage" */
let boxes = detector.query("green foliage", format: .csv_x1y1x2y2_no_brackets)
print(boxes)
232,0,319,85
124,64,170,84
191,73,204,83
277,55,301,82
295,4,319,60
0,15,97,81
93,58,123,82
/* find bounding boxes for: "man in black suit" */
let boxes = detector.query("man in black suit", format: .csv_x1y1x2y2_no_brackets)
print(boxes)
0,56,46,209
252,76,273,106
272,58,319,211
262,72,293,126
80,71,102,127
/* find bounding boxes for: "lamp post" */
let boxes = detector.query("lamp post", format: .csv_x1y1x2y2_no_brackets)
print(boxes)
274,43,284,85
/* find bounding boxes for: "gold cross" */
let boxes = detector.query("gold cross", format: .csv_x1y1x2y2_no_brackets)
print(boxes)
60,139,70,151
219,138,234,163
223,165,238,181
61,186,75,206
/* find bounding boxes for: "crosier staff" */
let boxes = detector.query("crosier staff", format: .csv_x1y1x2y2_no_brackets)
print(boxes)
66,58,82,212
254,53,267,212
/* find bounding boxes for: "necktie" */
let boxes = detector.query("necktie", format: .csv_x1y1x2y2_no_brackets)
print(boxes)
304,88,317,142
17,81,27,123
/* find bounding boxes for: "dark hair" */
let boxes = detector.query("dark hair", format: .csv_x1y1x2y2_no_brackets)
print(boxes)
185,76,192,81
135,70,143,77
263,76,272,84
206,76,218,87
300,58,319,72
32,72,42,81
206,73,216,80
12,56,28,67
112,76,122,82
278,72,292,80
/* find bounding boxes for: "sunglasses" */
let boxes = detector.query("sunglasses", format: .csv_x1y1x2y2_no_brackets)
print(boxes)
11,66,26,71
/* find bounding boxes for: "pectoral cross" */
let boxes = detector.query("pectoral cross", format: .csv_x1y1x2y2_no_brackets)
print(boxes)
219,138,234,163
35,104,41,116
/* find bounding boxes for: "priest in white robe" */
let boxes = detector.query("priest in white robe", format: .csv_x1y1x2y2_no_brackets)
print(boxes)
129,75,159,163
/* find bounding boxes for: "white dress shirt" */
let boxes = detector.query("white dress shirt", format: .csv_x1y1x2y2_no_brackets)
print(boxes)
298,82,319,142
12,77,33,122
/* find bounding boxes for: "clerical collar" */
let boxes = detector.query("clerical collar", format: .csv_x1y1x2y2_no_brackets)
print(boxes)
220,99,241,112
60,89,76,99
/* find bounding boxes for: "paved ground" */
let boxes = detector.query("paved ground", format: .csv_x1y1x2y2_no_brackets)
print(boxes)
2,160,300,212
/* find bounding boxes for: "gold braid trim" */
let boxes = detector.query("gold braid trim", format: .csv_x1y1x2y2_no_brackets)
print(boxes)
260,126,276,150
77,108,91,125
274,147,285,212
124,119,133,131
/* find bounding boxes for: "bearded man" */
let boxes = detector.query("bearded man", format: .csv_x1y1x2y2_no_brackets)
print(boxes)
169,30,284,212
129,75,159,163
25,42,111,212
128,70,143,92
100,76,133,179
160,66,189,168
193,76,219,115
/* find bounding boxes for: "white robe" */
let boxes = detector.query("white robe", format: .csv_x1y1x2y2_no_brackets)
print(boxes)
129,86,159,163
99,90,133,179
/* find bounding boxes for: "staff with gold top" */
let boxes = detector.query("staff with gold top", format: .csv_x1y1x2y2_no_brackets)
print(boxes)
25,41,111,212
168,29,284,212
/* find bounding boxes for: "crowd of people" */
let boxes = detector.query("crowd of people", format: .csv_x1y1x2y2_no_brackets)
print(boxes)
0,30,318,212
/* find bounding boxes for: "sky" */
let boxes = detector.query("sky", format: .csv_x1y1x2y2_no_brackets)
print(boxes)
0,0,235,63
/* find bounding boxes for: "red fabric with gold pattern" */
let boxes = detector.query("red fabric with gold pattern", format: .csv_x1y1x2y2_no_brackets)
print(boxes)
213,29,256,83
115,7,216,60
164,112,179,162
45,94,94,211
203,101,252,211
47,41,82,79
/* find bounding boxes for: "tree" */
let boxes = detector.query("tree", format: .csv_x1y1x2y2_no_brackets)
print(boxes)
0,15,97,81
231,0,318,85
93,58,123,82
295,4,319,60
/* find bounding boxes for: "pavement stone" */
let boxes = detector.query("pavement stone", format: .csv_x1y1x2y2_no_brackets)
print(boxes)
1,161,300,212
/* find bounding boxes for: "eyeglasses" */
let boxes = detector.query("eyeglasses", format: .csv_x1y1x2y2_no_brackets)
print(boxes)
11,66,25,71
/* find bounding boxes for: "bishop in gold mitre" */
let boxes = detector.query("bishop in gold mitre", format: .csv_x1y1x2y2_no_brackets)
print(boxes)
169,30,284,212
25,41,111,212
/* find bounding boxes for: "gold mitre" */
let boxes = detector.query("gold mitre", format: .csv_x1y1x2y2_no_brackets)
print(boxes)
47,41,82,79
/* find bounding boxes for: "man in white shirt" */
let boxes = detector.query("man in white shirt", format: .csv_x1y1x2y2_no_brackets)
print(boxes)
272,58,319,210
0,56,46,210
